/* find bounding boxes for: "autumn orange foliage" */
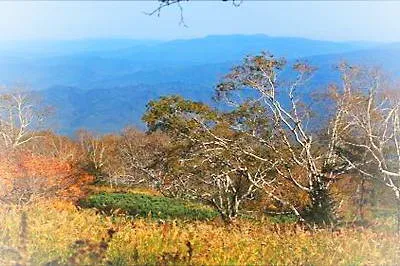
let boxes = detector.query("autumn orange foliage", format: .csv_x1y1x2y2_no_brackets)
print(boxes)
0,151,93,204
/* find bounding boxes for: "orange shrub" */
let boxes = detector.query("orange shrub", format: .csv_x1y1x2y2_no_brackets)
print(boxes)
0,151,94,204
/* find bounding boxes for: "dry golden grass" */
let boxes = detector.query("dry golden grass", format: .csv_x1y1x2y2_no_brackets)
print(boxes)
0,200,399,266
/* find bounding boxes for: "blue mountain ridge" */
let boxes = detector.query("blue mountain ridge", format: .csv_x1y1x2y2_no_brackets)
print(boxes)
0,35,398,135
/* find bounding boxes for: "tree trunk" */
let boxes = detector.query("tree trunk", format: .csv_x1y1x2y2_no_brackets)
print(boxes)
304,180,337,226
357,178,366,223
396,193,400,235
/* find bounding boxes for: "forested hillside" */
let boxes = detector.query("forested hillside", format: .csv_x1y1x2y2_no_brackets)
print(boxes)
1,35,399,134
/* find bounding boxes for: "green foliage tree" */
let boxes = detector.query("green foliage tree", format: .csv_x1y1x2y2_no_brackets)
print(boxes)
143,96,276,221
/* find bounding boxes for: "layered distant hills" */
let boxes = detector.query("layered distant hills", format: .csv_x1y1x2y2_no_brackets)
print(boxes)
0,35,399,135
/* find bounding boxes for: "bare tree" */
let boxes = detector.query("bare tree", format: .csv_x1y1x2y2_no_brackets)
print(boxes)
111,127,168,187
0,90,49,149
148,0,242,25
337,65,400,230
215,54,356,224
76,130,108,179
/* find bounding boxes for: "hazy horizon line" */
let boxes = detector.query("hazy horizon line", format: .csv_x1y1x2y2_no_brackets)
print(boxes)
0,33,393,45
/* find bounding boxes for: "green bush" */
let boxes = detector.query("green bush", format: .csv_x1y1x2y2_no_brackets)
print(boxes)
266,214,298,224
79,192,218,221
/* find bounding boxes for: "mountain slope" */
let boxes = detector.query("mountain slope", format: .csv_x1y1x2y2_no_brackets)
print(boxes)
0,35,399,135
0,34,375,90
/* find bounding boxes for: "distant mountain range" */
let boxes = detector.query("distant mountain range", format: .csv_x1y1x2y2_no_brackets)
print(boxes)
0,35,399,135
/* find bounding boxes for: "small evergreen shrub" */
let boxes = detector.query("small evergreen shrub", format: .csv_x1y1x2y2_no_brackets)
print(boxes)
79,192,218,221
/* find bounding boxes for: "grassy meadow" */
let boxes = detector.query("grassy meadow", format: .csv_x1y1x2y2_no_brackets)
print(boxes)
0,188,399,266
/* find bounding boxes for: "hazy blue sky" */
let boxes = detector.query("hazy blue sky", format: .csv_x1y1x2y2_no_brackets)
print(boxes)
1,1,399,42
